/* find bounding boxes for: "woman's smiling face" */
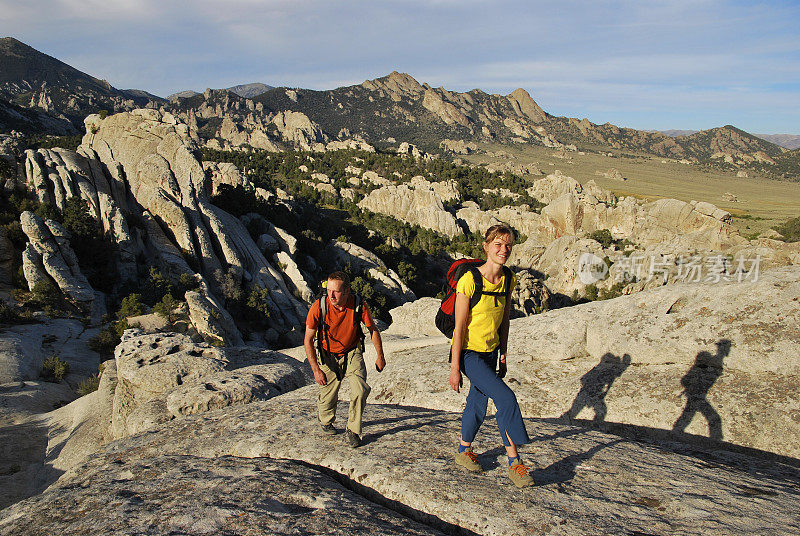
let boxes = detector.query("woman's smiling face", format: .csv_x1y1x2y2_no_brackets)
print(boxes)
484,233,513,265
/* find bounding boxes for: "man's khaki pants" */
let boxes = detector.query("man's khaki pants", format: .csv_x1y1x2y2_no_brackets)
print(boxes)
318,347,371,435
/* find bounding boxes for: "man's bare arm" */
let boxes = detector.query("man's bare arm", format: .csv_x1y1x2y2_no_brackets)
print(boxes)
304,326,327,385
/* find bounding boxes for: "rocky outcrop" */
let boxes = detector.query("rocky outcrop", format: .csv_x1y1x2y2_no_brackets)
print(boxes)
383,297,441,338
407,175,459,203
528,170,583,204
511,269,552,316
0,319,101,384
23,147,137,282
110,331,308,439
76,110,310,337
185,282,244,346
322,241,415,304
358,184,461,237
272,110,328,150
506,87,547,123
19,211,94,306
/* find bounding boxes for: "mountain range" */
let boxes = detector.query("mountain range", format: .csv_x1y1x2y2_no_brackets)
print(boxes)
1,36,798,179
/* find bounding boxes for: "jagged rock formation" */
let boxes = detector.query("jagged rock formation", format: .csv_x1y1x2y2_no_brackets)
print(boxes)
358,183,461,237
19,211,95,307
20,109,314,341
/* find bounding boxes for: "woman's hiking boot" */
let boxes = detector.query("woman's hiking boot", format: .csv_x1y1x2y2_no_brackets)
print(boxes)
508,459,534,488
454,447,483,473
347,429,361,448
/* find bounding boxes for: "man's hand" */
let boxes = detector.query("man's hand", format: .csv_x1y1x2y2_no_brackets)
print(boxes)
375,354,386,372
450,368,462,393
497,359,507,379
313,368,328,386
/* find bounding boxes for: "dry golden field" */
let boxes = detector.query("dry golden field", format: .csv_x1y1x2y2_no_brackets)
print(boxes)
464,144,800,237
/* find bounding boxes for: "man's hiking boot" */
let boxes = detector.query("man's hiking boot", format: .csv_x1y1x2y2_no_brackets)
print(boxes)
321,423,337,435
454,448,483,473
347,429,361,448
508,459,534,488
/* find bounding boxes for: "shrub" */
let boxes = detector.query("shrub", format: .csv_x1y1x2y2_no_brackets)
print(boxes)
588,229,614,248
153,293,179,320
113,293,145,337
774,216,800,242
88,326,120,358
141,267,173,306
41,355,70,382
0,301,22,325
31,279,64,316
76,374,101,396
117,293,145,320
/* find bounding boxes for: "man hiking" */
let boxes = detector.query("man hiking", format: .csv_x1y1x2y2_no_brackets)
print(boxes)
304,271,386,448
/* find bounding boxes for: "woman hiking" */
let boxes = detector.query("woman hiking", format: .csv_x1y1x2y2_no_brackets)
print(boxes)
449,224,533,488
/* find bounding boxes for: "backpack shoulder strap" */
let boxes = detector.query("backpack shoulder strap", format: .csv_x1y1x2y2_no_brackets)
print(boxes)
501,266,513,298
317,295,330,354
467,266,483,310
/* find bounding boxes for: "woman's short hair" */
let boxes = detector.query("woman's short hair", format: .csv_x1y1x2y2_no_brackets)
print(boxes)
327,271,351,288
484,224,515,244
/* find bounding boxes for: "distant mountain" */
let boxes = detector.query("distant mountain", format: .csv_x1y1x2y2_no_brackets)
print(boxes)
168,83,274,101
755,134,800,151
659,129,698,137
660,130,800,150
120,88,163,100
167,90,200,100
0,36,161,131
227,83,273,98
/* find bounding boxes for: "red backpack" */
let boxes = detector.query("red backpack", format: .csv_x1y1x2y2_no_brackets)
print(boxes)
434,259,513,338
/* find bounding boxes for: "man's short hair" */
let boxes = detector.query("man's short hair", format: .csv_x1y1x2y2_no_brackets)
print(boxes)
327,271,351,288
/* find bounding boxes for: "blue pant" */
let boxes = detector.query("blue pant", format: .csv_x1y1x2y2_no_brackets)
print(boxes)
461,349,530,447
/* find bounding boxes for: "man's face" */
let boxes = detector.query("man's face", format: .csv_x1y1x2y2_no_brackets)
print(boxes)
326,278,350,308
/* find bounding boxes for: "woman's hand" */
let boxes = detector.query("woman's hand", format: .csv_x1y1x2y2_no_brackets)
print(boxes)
450,368,462,392
497,359,507,379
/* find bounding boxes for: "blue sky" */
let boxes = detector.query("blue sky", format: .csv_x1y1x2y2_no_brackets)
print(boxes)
2,0,799,134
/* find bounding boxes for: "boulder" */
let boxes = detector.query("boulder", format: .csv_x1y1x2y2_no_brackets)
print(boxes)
359,184,461,238
383,297,442,338
19,211,94,306
111,331,308,439
185,284,244,346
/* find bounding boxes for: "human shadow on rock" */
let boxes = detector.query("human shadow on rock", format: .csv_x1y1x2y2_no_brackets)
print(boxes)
533,439,623,486
361,412,451,447
561,353,632,424
673,339,730,441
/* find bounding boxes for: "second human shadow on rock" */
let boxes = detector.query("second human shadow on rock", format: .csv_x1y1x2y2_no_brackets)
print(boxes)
561,353,632,424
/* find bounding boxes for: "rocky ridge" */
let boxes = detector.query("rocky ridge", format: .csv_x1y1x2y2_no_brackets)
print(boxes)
2,266,799,533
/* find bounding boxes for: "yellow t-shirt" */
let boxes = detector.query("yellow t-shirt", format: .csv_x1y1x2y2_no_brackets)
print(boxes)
455,270,517,353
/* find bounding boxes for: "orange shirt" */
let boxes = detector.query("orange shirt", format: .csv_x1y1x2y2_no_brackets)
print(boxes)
306,294,375,354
